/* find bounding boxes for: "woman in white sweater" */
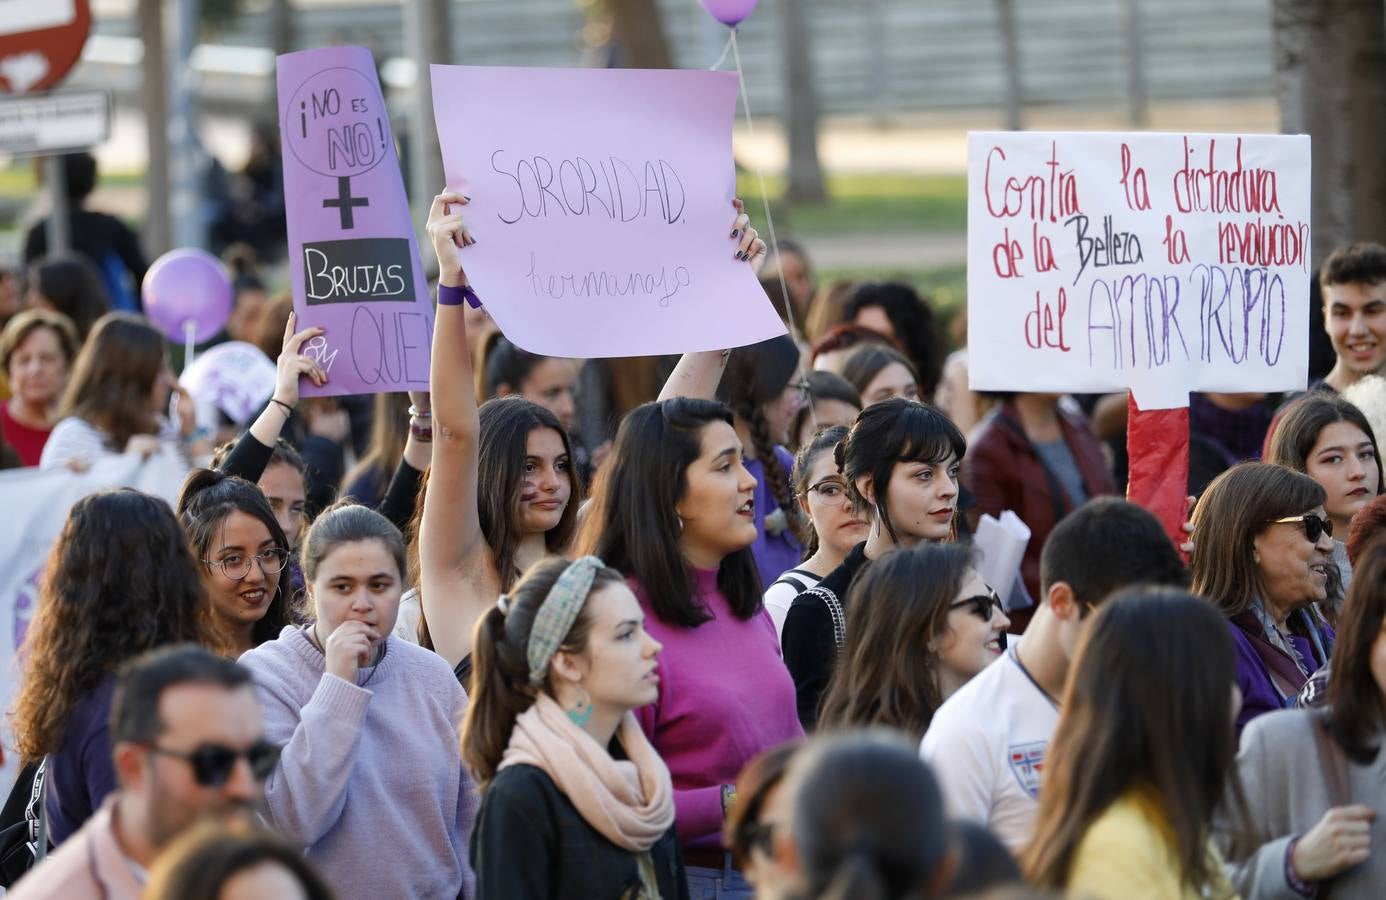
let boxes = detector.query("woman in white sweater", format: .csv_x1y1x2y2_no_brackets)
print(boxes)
239,501,477,899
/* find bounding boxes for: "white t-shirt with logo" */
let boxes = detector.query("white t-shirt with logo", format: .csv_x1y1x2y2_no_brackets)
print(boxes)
920,638,1059,853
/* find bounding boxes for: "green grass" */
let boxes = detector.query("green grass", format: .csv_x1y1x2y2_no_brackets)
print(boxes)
735,171,967,237
0,164,144,200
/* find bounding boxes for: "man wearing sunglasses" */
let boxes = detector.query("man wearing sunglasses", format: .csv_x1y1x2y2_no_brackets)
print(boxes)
11,646,275,900
921,498,1188,854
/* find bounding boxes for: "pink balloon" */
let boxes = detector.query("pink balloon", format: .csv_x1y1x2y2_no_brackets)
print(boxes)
141,249,234,344
699,0,757,27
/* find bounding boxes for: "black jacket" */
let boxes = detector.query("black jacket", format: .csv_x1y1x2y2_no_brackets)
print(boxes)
472,764,688,900
781,541,872,730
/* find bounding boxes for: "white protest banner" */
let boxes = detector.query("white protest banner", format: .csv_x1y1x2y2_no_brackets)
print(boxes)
0,453,187,788
967,132,1311,410
430,65,786,358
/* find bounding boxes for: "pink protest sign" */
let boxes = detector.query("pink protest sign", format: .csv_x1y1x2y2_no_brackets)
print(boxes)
277,46,432,396
430,65,785,357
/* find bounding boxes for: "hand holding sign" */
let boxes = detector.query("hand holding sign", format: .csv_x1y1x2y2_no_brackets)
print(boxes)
425,191,476,288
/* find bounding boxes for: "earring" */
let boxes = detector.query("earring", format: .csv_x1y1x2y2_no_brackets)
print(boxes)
675,515,685,536
567,685,593,727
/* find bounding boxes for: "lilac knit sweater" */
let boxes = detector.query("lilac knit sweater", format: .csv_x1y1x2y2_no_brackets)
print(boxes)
239,625,477,899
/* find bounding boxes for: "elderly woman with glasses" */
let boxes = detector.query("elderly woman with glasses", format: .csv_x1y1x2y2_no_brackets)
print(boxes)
1190,462,1337,738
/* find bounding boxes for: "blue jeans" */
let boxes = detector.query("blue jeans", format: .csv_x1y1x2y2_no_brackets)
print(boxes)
685,855,754,899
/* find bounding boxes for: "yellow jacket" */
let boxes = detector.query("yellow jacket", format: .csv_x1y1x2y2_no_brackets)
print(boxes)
1066,791,1239,900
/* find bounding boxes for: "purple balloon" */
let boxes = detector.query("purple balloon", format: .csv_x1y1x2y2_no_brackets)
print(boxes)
699,0,757,26
141,249,234,344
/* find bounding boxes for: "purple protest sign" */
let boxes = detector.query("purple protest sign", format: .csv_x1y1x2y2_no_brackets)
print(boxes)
430,65,785,358
277,46,431,396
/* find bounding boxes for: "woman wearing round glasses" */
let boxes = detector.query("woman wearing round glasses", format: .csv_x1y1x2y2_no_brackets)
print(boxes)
762,426,870,638
818,543,1009,741
178,469,296,657
1190,462,1337,737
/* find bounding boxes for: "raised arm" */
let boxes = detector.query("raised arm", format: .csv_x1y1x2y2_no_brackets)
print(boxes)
219,312,327,482
656,198,768,403
420,192,499,668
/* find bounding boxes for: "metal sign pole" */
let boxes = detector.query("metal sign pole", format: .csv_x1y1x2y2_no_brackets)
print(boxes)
43,155,71,255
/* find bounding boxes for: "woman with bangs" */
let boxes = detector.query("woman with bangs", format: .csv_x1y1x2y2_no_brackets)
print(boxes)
781,398,967,729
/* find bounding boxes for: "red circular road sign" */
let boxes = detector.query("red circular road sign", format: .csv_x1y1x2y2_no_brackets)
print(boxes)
0,0,93,95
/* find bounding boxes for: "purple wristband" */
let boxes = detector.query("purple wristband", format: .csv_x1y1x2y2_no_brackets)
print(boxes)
438,283,481,309
1284,837,1316,897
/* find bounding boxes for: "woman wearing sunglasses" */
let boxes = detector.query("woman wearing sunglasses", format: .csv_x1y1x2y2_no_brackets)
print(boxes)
818,544,1009,741
178,469,297,658
1190,462,1337,737
762,426,870,639
239,501,477,900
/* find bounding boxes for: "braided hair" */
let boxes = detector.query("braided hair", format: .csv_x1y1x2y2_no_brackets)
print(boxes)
717,335,801,533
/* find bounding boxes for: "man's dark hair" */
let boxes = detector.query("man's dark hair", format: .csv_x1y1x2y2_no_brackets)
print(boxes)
1320,242,1386,290
60,152,98,203
111,645,253,744
1039,498,1188,611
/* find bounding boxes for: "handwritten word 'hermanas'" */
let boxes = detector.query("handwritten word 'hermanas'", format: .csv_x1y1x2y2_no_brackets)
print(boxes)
492,152,686,225
526,252,691,307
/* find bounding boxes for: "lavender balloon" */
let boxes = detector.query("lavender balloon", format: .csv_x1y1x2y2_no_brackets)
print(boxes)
699,0,757,26
141,248,234,344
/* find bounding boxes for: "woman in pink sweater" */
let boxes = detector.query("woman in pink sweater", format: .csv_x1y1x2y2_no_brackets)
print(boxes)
576,397,804,898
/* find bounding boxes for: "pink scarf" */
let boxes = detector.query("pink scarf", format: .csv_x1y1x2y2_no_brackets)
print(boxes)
499,693,674,852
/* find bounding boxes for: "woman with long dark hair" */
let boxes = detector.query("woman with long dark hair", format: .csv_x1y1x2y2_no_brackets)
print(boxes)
575,397,801,898
178,469,296,656
11,489,213,844
463,556,684,899
1221,540,1386,896
781,398,966,729
1024,588,1241,899
420,193,584,688
817,544,1008,742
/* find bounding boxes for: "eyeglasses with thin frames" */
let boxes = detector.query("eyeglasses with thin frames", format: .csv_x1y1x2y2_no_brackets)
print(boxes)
802,478,853,507
202,548,290,582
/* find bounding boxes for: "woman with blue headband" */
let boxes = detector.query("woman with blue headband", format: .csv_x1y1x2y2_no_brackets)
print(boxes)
463,556,685,900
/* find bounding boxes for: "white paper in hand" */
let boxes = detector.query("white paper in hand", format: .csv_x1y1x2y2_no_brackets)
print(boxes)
973,510,1032,611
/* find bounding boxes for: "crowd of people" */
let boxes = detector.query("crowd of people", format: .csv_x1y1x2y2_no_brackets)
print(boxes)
0,157,1385,900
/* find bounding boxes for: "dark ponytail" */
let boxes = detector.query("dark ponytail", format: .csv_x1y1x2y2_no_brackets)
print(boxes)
460,556,623,787
176,468,295,644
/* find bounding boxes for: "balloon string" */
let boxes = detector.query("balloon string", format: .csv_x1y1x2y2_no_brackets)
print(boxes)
710,31,735,71
183,319,198,371
727,28,816,431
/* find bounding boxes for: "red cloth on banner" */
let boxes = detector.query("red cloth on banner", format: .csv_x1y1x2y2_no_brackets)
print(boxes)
1125,393,1189,550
